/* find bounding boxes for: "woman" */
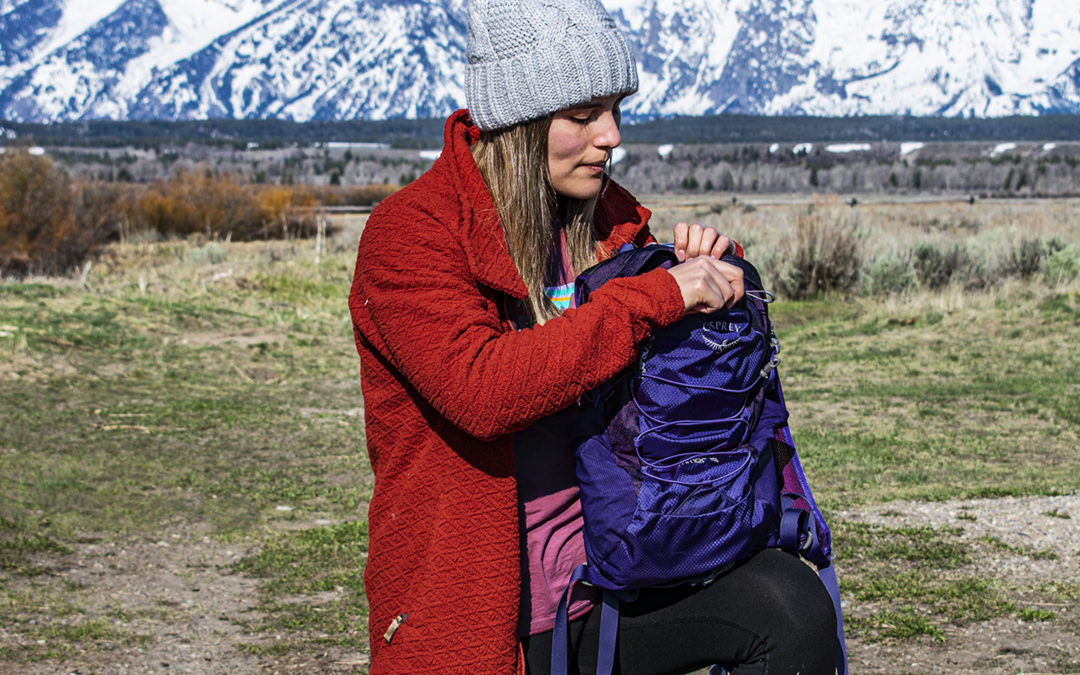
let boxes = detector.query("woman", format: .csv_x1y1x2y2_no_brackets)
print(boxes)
348,0,837,672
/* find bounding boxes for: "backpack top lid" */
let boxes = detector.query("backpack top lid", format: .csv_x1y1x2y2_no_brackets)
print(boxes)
577,244,778,467
575,243,767,306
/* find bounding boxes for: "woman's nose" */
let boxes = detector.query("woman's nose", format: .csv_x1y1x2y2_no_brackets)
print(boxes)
593,111,621,149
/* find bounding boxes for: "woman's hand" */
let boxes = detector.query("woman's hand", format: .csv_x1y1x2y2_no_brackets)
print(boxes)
673,222,734,262
667,256,745,314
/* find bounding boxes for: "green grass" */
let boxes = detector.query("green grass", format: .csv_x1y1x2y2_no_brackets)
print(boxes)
832,522,1065,642
1,226,1078,668
0,579,151,662
0,517,72,576
1019,607,1057,622
775,287,1080,510
229,522,369,648
847,608,946,642
0,238,372,666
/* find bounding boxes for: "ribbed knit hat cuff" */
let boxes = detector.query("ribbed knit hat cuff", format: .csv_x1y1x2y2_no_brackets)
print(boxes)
467,53,637,131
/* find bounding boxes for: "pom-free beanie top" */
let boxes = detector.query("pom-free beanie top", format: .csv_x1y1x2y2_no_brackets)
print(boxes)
466,0,639,130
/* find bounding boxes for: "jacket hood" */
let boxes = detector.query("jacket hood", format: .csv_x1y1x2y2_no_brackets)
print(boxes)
434,109,653,299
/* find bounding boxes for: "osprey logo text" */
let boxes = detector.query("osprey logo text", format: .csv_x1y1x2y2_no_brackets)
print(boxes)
701,320,744,352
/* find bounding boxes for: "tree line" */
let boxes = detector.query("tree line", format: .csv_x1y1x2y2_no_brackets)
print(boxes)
4,114,1080,149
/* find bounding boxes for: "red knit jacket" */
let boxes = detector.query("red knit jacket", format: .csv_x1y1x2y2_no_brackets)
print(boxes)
349,110,685,673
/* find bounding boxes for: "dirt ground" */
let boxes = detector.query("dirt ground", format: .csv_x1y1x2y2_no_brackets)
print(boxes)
3,495,1077,674
840,494,1080,675
1,524,369,674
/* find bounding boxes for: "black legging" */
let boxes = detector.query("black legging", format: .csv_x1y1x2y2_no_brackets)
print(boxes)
522,548,838,675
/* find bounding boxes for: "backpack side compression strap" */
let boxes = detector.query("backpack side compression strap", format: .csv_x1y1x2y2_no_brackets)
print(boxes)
819,562,848,675
551,567,621,675
551,564,587,675
596,591,619,675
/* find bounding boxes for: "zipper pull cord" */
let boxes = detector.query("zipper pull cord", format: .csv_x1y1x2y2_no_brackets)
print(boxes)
383,612,408,643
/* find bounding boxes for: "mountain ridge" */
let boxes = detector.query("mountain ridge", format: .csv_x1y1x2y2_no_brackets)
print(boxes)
0,0,1078,122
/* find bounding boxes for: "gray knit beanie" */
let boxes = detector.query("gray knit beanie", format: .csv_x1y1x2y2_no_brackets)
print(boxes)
465,0,638,131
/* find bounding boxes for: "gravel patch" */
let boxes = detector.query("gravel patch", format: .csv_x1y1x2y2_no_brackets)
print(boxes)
839,493,1080,675
837,493,1079,586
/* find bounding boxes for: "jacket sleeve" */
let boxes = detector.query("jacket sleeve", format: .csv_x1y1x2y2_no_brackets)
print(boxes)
351,206,684,442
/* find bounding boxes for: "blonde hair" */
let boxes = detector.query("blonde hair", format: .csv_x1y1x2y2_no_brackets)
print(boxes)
471,116,606,324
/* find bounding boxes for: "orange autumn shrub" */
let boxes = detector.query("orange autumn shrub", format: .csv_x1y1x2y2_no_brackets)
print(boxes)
1,157,392,276
132,171,320,240
0,151,121,277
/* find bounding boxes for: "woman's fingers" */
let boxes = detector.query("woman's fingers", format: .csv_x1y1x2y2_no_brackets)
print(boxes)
666,256,745,313
716,257,745,306
696,226,717,259
686,223,703,259
673,222,689,261
671,222,733,261
711,234,733,258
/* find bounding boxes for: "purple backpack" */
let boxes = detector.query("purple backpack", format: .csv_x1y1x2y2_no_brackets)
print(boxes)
552,244,847,675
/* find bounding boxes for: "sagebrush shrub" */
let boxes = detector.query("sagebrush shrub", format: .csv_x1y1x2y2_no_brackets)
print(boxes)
1000,238,1064,280
1041,244,1080,285
912,242,972,289
773,212,861,300
863,254,916,297
184,242,228,266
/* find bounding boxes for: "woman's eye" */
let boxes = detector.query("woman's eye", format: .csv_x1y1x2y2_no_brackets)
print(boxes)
569,110,599,124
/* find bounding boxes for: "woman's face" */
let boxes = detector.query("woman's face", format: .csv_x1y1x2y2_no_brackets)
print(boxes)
547,94,623,200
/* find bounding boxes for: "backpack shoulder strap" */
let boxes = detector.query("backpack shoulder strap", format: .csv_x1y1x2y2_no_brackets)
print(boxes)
551,566,622,675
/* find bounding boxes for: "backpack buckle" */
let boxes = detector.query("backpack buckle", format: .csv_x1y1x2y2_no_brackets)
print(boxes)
760,353,781,380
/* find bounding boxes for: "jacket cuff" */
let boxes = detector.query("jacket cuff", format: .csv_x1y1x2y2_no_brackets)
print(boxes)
639,266,686,328
590,265,685,344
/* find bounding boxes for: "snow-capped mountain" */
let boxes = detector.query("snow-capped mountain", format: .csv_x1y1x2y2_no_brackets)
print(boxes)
1,0,1078,122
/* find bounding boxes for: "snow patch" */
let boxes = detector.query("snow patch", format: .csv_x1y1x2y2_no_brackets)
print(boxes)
900,142,925,155
768,143,780,154
825,143,871,153
154,0,280,62
657,144,674,159
418,150,441,161
39,0,129,56
990,142,1018,156
1042,142,1057,151
611,147,627,165
793,143,814,155
326,142,389,150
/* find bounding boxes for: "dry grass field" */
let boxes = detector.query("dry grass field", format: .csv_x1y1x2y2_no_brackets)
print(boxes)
1,196,1078,673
